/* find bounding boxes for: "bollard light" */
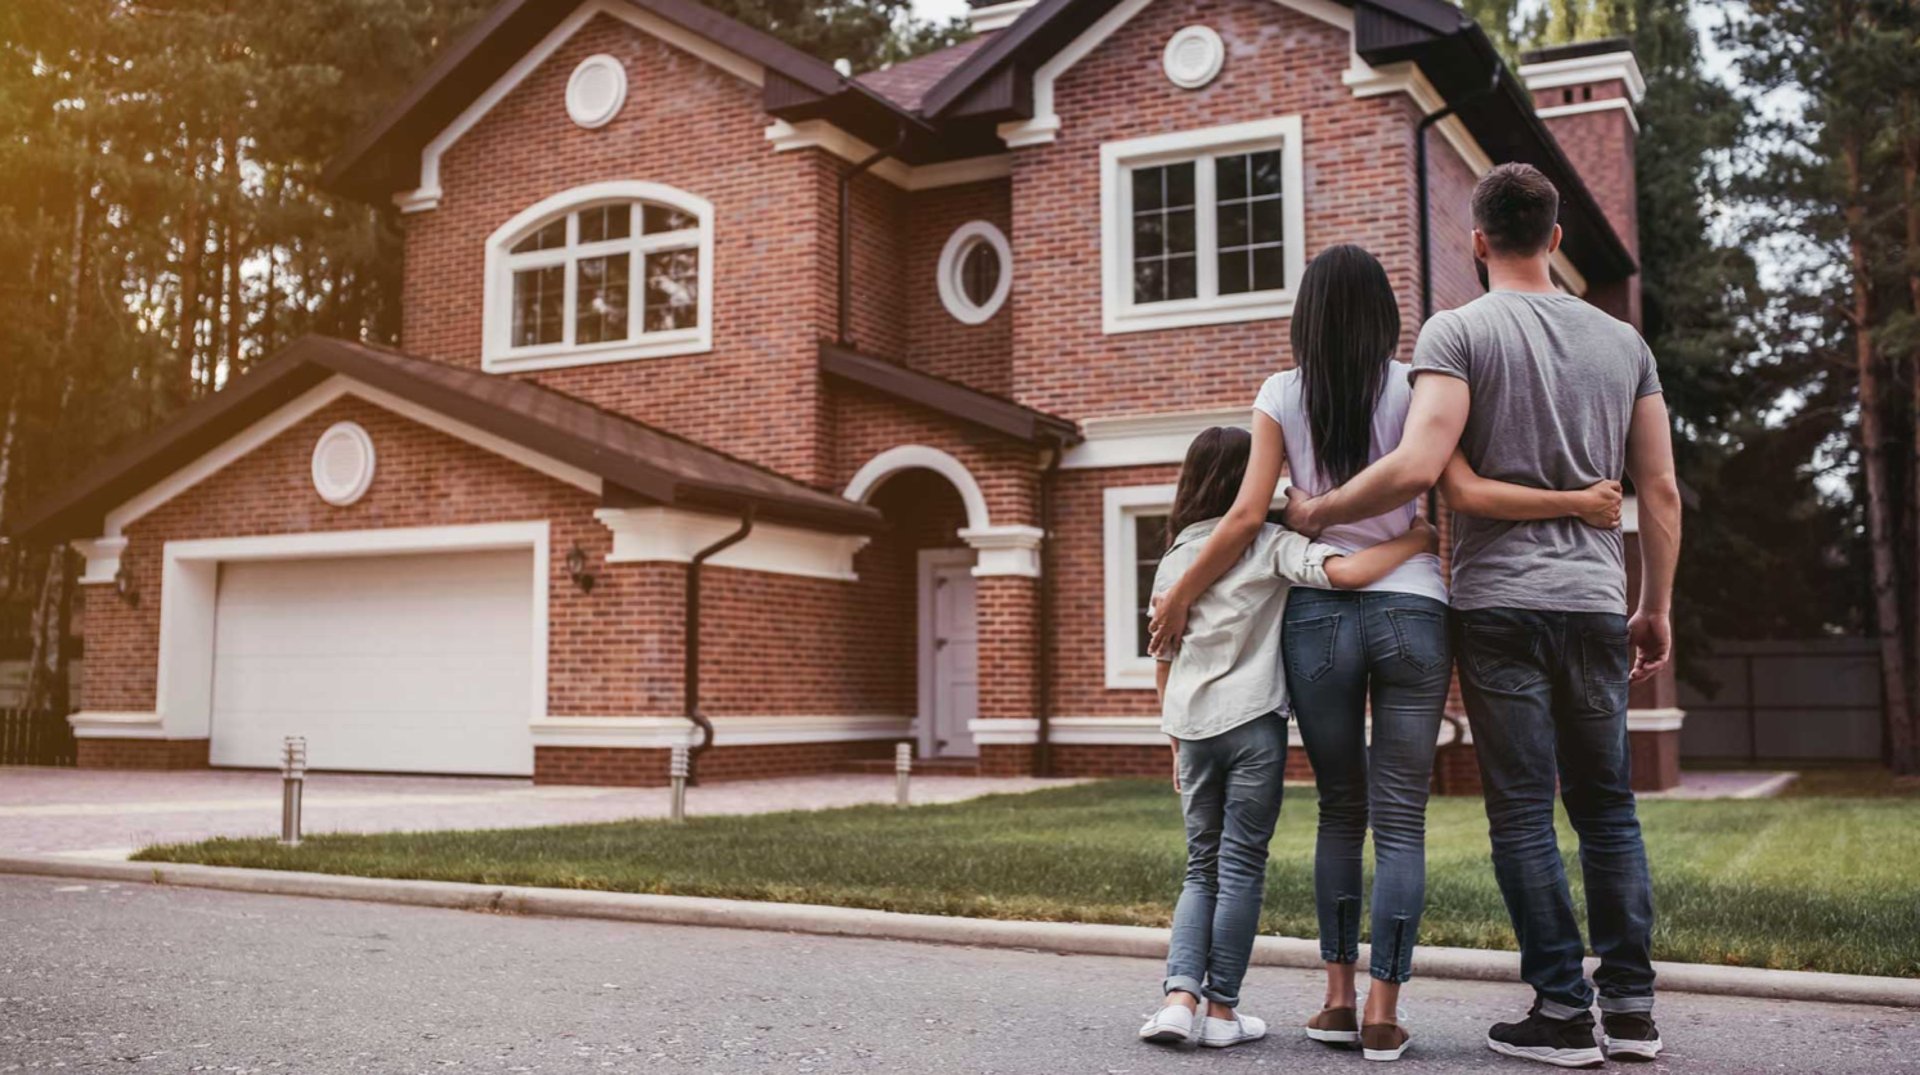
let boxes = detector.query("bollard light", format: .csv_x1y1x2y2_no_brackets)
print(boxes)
669,743,689,822
895,742,912,808
280,736,307,847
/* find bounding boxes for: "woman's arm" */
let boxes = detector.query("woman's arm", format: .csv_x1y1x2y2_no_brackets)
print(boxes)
1437,450,1622,528
1321,517,1439,590
1146,411,1287,656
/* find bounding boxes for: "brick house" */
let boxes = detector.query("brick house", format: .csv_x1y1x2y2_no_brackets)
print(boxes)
18,0,1684,788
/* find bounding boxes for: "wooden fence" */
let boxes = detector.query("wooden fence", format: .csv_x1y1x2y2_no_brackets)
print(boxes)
1677,638,1884,763
0,707,77,767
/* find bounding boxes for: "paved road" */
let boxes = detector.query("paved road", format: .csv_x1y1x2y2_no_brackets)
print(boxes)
2,875,1915,1074
0,768,1077,856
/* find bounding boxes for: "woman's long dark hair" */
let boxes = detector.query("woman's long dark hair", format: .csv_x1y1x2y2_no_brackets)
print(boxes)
1290,244,1402,488
1166,426,1252,545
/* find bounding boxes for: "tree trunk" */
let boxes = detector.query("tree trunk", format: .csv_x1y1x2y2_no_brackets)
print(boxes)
1904,95,1920,774
176,153,202,403
1844,129,1917,773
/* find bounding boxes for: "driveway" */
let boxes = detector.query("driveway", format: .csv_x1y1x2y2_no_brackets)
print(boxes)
0,767,1075,856
3,874,1915,1073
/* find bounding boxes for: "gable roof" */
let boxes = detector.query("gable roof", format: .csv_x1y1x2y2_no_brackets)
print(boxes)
819,343,1080,445
12,336,884,543
855,35,999,113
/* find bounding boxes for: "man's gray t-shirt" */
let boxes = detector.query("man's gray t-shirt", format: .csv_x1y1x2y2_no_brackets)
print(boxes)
1413,290,1662,613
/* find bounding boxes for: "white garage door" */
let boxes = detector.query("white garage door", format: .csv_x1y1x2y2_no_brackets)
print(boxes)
209,549,535,775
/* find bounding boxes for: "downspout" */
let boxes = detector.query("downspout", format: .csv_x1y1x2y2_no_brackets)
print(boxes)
1033,442,1064,777
838,127,910,347
1416,66,1500,523
685,507,755,784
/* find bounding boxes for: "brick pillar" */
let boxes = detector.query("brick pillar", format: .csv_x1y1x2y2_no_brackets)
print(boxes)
974,573,1039,776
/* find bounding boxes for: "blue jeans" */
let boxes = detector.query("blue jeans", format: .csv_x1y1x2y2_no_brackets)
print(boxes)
1455,608,1656,1019
1165,713,1287,1008
1282,588,1450,983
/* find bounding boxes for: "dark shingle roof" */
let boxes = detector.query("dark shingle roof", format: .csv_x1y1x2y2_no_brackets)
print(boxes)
856,36,996,113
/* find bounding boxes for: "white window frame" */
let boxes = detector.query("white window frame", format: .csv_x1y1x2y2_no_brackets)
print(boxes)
1099,116,1306,336
936,221,1013,324
482,180,714,374
1103,484,1178,689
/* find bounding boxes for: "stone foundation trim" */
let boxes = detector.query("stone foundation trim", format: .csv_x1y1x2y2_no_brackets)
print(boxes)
956,525,1044,578
532,715,913,750
69,711,167,739
1062,407,1248,470
75,736,210,770
1627,707,1685,732
970,715,1474,751
593,507,870,581
967,719,1040,745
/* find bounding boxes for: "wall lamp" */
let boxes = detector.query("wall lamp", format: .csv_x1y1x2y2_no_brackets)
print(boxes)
113,562,140,607
565,543,598,593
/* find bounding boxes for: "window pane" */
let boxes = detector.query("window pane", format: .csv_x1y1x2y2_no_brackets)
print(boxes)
959,240,1001,308
1249,149,1284,196
1133,513,1170,658
1132,258,1166,305
1253,246,1287,292
1166,208,1195,255
1218,249,1251,295
643,203,697,233
1218,202,1249,249
511,265,565,346
510,219,567,254
1217,153,1248,201
1165,162,1195,208
1252,198,1284,245
1133,213,1165,258
578,204,631,244
1167,255,1197,301
1132,167,1163,212
575,253,630,344
644,248,699,331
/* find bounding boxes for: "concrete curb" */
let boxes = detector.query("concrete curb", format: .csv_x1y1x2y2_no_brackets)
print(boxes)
5,854,1916,1010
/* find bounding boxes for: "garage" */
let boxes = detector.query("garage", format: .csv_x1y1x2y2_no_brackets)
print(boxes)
207,548,536,775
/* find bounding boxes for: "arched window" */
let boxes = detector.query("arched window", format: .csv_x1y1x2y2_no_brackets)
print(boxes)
483,181,713,372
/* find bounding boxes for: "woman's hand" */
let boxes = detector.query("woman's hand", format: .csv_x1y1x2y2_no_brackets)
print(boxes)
1169,739,1183,793
1574,479,1625,529
1410,515,1439,555
1148,594,1189,657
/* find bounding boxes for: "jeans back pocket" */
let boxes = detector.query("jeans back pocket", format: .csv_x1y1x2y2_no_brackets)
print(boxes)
1462,624,1543,693
1580,630,1632,715
1384,606,1447,674
1284,613,1342,684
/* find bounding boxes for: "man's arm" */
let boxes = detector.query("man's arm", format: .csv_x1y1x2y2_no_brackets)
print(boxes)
1439,450,1623,528
1624,392,1681,682
1284,374,1470,534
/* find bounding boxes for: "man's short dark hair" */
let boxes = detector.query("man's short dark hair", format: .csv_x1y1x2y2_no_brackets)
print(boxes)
1472,163,1560,257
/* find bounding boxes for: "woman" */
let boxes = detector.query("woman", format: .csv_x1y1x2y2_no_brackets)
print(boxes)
1148,244,1619,1062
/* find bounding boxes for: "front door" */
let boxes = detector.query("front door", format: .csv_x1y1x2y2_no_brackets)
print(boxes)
919,549,979,759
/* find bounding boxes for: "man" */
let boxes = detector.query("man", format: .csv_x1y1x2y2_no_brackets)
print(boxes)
1281,163,1682,1067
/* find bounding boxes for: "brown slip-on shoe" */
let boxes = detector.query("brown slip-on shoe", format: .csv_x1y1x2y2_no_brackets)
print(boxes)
1362,1023,1411,1062
1306,1006,1360,1045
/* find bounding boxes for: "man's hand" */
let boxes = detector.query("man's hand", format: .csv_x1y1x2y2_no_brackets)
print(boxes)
1575,480,1624,530
1148,593,1189,657
1410,515,1439,555
1627,609,1671,683
1281,488,1325,538
1169,739,1182,793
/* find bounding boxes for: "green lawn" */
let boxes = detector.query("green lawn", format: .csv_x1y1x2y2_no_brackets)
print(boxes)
135,781,1920,979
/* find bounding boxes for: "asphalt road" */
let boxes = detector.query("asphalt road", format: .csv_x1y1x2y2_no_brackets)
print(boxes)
2,875,1915,1074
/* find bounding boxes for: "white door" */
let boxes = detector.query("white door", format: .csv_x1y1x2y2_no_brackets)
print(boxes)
208,549,535,775
919,551,979,759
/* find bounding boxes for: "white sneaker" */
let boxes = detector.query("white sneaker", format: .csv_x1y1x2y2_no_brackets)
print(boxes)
1200,1012,1268,1048
1138,1002,1196,1045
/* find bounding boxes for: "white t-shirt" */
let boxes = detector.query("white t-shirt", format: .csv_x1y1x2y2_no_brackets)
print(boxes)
1253,365,1448,606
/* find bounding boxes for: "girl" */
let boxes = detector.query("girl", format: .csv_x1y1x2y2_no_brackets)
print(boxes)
1146,244,1620,1062
1137,425,1436,1050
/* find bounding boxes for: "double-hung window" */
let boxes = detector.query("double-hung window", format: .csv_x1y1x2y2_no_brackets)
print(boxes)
483,181,713,373
1100,116,1305,335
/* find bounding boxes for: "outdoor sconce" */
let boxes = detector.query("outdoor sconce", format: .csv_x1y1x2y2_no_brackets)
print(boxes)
566,543,598,593
113,562,140,607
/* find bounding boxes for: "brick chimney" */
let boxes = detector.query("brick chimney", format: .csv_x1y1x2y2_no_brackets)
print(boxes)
1518,39,1645,327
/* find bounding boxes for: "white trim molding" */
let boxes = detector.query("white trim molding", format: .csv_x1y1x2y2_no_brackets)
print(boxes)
151,522,550,744
997,0,1350,147
844,445,993,531
1099,115,1307,335
396,0,765,212
1621,494,1639,535
68,711,166,740
1517,51,1647,105
482,180,714,373
532,714,912,749
958,524,1045,578
765,120,1012,191
937,221,1013,325
966,717,1040,745
1627,707,1686,733
72,536,128,586
1103,483,1177,689
1063,407,1250,470
593,507,870,581
1534,96,1640,134
969,0,1036,31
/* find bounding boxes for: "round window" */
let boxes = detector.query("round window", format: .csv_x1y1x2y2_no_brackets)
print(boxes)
311,421,376,507
566,54,628,129
937,221,1011,325
1163,26,1225,89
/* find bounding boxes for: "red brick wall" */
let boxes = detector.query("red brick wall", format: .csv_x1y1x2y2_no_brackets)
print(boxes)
1007,0,1424,418
75,737,209,770
904,179,1016,397
402,14,836,483
1531,80,1639,326
535,739,897,786
1049,464,1180,718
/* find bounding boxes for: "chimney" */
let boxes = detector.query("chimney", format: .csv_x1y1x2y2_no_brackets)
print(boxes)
1518,39,1645,326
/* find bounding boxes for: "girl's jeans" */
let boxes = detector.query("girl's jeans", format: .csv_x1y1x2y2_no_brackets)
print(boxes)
1164,713,1287,1008
1282,588,1451,984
